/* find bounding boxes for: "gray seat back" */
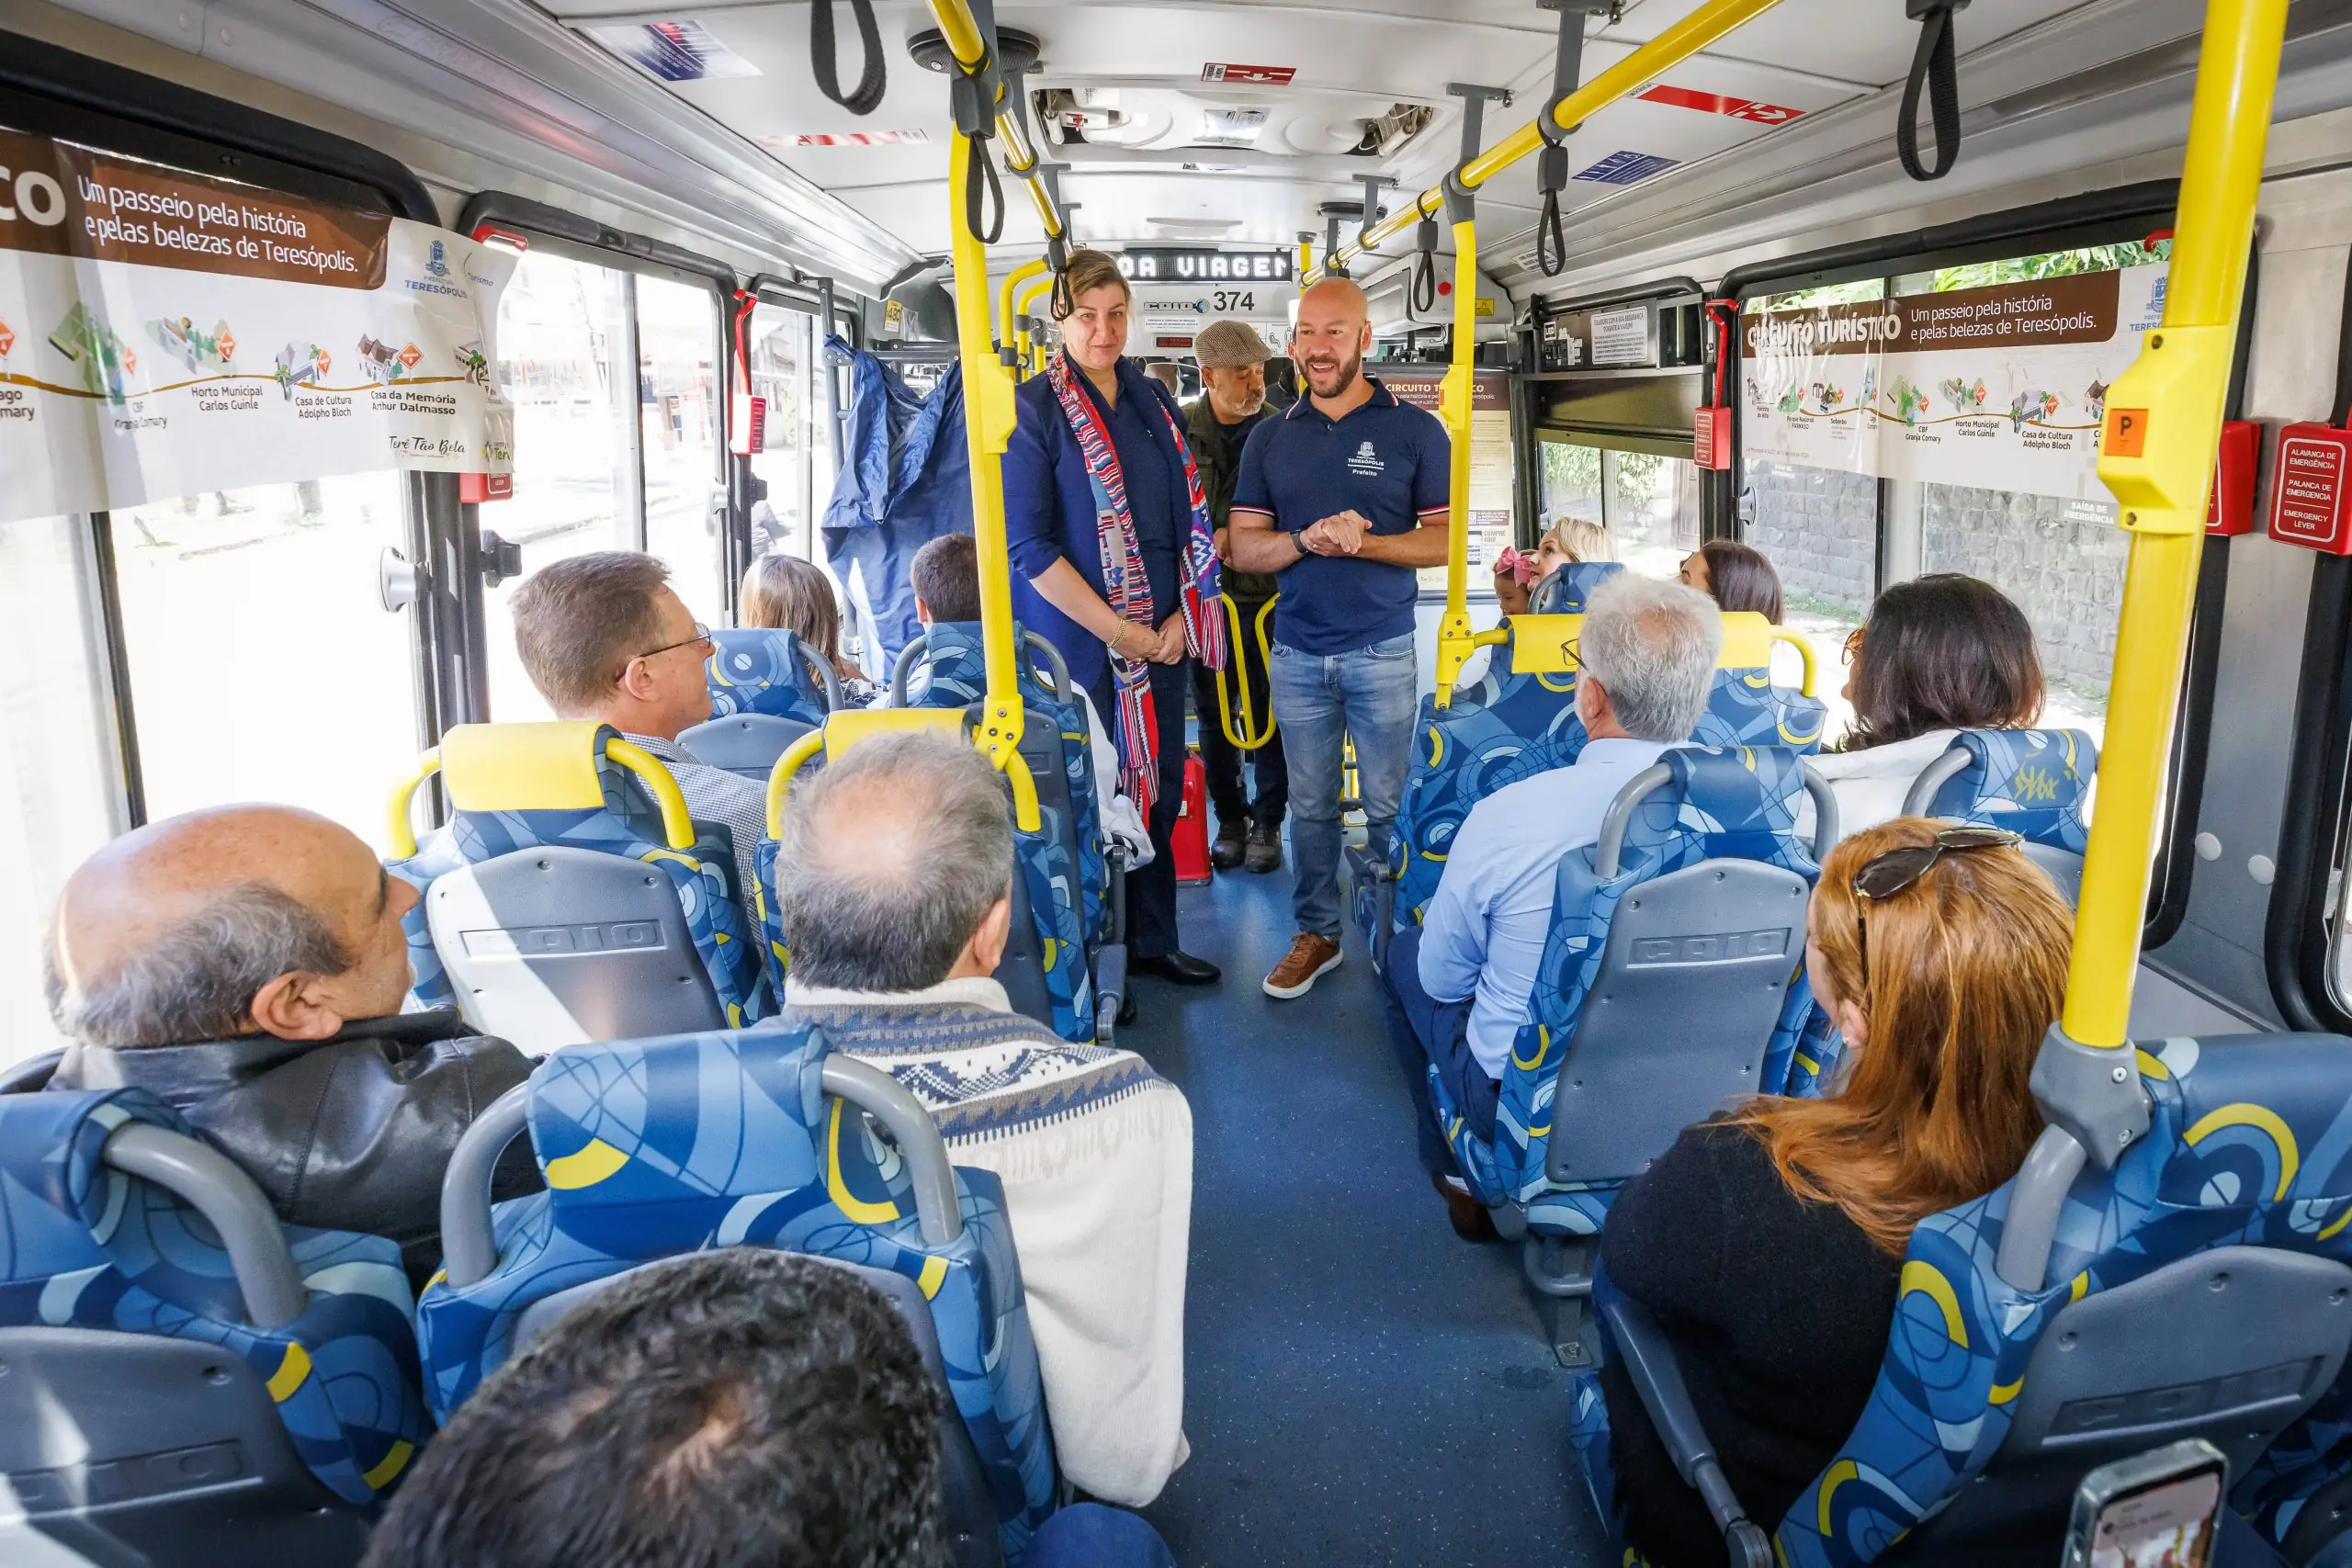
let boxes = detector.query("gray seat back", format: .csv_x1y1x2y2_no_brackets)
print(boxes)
677,713,817,783
1909,1246,2352,1559
995,856,1057,1032
511,1258,1003,1568
2021,841,2085,908
1546,859,1811,1185
0,1327,370,1568
426,845,727,1053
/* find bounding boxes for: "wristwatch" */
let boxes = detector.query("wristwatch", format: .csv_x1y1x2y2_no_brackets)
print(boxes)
1292,529,1309,559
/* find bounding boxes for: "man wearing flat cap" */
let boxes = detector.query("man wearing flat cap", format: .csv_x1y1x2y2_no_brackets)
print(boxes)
1186,320,1288,875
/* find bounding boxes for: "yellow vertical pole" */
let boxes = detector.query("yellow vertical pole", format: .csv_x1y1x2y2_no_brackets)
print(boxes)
2069,0,2285,1048
947,125,1028,772
1430,221,1480,708
998,257,1046,356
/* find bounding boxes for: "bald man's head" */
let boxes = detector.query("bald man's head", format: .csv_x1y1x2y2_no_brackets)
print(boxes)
1293,277,1373,401
775,733,1012,992
46,806,420,1048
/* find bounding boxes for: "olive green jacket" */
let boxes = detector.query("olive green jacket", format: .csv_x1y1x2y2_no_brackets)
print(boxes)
1184,394,1277,603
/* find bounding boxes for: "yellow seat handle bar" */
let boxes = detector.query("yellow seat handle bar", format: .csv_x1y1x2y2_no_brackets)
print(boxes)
766,716,1043,840
385,737,697,860
1214,595,1281,750
1768,626,1818,698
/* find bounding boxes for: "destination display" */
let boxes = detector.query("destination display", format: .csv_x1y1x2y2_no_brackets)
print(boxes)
0,128,515,525
1740,264,2166,502
1115,247,1295,283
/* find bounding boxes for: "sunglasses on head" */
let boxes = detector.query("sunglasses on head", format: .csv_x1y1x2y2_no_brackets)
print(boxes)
1849,825,2023,989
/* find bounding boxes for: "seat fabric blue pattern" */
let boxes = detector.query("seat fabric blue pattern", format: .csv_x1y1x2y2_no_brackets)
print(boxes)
1432,747,1826,1234
1530,560,1625,615
1695,664,1827,753
1758,1034,2352,1565
414,1022,1056,1561
707,628,829,725
1920,728,2097,851
391,724,771,1029
902,620,1102,1038
0,1090,428,1506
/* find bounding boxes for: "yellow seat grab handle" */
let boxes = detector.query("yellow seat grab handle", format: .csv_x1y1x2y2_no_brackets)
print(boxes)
1767,626,1818,698
764,720,1041,838
386,749,443,862
385,737,696,859
1214,595,1281,750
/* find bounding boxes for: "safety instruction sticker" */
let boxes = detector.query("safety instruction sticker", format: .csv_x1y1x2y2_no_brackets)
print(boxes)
1637,85,1804,126
1576,151,1680,186
1739,264,2166,502
0,127,515,526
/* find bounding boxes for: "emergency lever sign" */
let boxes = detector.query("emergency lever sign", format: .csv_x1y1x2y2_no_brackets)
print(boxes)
2270,423,2352,554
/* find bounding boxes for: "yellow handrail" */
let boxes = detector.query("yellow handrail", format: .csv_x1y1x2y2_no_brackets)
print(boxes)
604,739,700,852
998,257,1047,354
1014,270,1057,378
385,748,442,861
1768,626,1818,698
765,728,828,838
2067,0,2284,1049
1304,0,1788,286
1215,594,1280,750
1431,217,1482,708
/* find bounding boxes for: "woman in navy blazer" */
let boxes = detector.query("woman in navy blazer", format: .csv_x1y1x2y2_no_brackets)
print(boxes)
1002,250,1222,994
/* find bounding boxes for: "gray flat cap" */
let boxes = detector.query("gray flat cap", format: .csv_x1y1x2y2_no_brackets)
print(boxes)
1195,319,1276,368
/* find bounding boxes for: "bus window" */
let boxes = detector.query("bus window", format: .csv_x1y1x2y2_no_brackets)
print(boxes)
109,478,420,852
1538,444,1701,579
637,276,726,626
748,302,813,559
484,249,638,721
0,517,126,1064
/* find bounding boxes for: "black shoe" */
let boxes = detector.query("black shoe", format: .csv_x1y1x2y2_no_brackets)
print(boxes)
1116,991,1138,1027
1243,821,1283,874
1134,951,1221,986
1208,821,1246,871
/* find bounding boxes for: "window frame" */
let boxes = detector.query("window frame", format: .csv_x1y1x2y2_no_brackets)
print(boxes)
1715,179,2232,947
746,275,859,563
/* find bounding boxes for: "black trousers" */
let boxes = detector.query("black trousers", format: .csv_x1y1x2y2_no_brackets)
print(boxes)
1098,659,1189,964
1190,604,1287,831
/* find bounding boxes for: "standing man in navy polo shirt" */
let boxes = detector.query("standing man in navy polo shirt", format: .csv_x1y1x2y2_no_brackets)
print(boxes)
1227,277,1450,999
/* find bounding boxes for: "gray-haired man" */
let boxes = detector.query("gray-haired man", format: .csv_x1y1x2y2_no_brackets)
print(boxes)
33,806,538,1287
1379,576,1724,1239
1187,319,1287,874
775,731,1193,1506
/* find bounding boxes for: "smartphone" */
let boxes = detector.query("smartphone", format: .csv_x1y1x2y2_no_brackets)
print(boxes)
2063,1438,2229,1568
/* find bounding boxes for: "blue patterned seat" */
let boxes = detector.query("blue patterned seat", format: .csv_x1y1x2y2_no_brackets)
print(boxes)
0,1089,428,1562
389,723,771,1050
1435,747,1833,1236
1359,611,1823,967
706,627,836,725
415,1021,1056,1562
1529,559,1624,615
1904,728,2098,903
892,623,1107,1042
752,706,1097,1045
1574,1033,2352,1565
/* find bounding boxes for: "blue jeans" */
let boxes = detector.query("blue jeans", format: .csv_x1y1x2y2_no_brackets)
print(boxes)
1378,925,1500,1178
1030,1504,1177,1568
1267,630,1419,941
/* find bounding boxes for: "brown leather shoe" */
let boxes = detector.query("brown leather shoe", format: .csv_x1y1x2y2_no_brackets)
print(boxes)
1261,932,1341,998
1431,1171,1499,1242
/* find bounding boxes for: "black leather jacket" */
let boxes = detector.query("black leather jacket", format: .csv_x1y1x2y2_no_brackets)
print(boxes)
36,1009,540,1290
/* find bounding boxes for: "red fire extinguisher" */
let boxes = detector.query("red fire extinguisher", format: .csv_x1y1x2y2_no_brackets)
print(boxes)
1171,750,1213,886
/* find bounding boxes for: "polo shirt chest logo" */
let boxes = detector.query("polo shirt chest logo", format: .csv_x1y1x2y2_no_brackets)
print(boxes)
1347,439,1385,477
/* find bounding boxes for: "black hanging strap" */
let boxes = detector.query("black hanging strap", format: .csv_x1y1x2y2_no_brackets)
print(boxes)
1531,0,1595,277
1896,0,1967,182
964,131,1004,245
811,0,887,117
1412,202,1440,314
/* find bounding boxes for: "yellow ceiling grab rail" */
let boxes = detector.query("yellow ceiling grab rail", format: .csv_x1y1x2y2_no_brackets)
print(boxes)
1303,0,1789,288
923,0,1068,248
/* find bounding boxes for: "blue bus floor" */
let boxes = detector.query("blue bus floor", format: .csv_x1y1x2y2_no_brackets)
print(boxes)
1124,857,1614,1566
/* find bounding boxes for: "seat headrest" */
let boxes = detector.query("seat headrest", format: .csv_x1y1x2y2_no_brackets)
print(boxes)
1529,559,1624,615
707,628,825,721
1622,745,1820,875
1923,728,2096,851
434,722,695,852
524,1023,916,1247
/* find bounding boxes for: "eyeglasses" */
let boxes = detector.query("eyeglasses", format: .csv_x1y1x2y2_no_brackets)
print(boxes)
1843,626,1866,663
629,623,713,671
1849,825,2023,989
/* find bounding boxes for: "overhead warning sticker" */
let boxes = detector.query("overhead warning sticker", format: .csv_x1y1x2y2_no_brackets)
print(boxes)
1577,151,1681,186
1202,62,1295,85
1637,84,1804,126
589,20,760,82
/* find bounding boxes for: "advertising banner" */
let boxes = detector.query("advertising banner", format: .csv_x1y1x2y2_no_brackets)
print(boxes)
0,128,516,525
1380,368,1512,595
1740,264,2165,502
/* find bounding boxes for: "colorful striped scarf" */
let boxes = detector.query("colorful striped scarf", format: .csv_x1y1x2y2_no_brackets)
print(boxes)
1045,354,1226,809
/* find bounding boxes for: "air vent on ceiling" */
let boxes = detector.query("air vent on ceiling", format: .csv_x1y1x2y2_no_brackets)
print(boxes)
1195,107,1269,146
1353,104,1434,158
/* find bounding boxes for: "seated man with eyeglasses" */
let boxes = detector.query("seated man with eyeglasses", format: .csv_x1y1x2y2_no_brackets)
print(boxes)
1378,574,1724,1241
508,551,767,909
